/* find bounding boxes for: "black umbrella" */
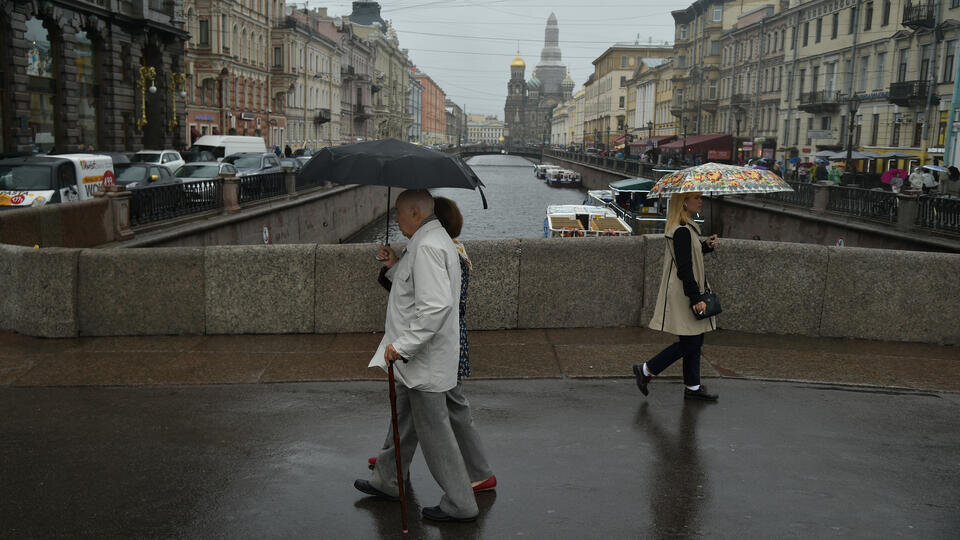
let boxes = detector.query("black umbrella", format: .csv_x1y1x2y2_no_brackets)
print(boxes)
299,138,488,242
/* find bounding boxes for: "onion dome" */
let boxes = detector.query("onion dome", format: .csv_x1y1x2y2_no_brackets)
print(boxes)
511,54,526,68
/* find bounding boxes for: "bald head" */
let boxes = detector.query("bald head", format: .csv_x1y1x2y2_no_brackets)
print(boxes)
394,189,435,238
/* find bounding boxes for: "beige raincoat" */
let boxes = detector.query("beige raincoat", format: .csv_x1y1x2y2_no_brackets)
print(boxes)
648,221,717,336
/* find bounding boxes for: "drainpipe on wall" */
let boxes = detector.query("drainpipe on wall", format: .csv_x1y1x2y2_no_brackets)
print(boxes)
943,40,960,164
919,1,943,165
752,17,766,148
784,13,800,164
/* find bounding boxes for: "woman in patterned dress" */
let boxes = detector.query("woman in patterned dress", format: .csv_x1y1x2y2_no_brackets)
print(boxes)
370,196,496,493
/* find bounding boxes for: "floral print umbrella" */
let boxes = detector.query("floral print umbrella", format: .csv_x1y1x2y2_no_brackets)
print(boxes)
648,162,794,198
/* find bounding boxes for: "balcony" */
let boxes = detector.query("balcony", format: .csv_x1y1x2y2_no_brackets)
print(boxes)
355,104,373,119
731,93,752,106
670,99,683,118
902,2,935,29
798,90,842,113
341,65,356,80
888,80,939,107
314,109,331,125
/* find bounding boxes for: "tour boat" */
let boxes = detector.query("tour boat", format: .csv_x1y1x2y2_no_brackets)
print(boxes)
543,204,632,237
546,168,582,187
534,164,561,179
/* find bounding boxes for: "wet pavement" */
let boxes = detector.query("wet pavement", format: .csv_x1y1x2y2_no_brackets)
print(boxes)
2,378,959,538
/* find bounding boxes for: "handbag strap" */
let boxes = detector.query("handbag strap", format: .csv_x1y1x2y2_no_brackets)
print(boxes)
665,227,712,293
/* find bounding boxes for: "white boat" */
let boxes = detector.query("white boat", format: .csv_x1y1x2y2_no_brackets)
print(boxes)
535,164,561,179
547,168,582,187
543,204,633,237
586,189,614,206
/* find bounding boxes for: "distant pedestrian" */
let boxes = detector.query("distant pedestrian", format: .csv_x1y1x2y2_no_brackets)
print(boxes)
943,166,960,197
921,168,938,194
274,146,282,158
908,167,924,191
284,144,292,158
633,191,720,401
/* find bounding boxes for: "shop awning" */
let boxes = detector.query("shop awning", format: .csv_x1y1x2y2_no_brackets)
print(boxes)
613,134,628,144
609,177,656,192
629,135,677,148
658,134,733,154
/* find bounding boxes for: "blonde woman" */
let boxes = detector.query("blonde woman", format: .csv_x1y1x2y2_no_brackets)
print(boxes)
633,191,720,401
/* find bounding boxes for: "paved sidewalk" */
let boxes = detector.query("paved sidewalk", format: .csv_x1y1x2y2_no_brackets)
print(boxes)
2,379,958,538
1,328,958,391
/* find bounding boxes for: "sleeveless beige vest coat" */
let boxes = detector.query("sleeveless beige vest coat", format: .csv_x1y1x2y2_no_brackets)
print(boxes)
648,221,717,336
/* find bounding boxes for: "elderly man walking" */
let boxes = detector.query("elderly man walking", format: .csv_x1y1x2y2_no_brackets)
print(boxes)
354,189,479,523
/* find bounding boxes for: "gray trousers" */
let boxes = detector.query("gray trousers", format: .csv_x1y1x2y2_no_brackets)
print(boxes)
370,382,487,519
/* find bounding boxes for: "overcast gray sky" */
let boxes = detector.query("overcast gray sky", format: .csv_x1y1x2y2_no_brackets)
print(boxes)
310,0,677,117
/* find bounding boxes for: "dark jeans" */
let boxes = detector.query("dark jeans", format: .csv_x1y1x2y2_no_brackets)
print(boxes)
646,334,705,387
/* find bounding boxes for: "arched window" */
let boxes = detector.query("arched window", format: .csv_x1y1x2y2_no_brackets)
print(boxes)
241,29,247,62
75,30,100,149
232,25,239,56
186,9,196,47
25,16,57,152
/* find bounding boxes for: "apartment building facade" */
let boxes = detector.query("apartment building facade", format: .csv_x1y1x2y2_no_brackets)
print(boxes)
414,70,446,144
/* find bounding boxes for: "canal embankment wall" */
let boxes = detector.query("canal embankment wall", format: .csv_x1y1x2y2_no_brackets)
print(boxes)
1,237,957,345
0,184,396,249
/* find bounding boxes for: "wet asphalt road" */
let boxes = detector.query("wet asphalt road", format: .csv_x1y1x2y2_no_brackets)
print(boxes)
2,379,958,539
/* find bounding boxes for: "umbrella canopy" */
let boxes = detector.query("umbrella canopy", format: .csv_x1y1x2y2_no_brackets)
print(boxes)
880,168,907,184
788,157,802,164
923,164,949,173
876,151,917,159
648,163,793,198
299,138,486,203
811,150,839,158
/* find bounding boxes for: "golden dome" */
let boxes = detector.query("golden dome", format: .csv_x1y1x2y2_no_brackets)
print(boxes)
511,54,525,68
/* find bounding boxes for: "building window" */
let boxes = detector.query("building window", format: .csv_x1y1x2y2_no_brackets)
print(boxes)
708,80,717,99
882,0,891,26
913,122,923,147
891,121,900,146
620,76,626,87
864,2,873,31
778,66,783,89
832,13,839,39
849,7,857,34
855,115,862,145
199,19,210,46
798,69,806,96
803,21,809,47
806,117,813,145
679,25,687,40
875,52,886,89
920,45,932,81
943,42,956,83
898,48,909,82
75,31,99,150
25,16,57,153
784,119,790,145
273,47,281,68
713,4,722,21
619,96,625,108
711,40,720,56
816,17,822,43
858,56,869,92
821,116,831,130
620,55,627,68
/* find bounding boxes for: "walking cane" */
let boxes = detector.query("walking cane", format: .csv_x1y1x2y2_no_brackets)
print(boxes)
387,358,408,534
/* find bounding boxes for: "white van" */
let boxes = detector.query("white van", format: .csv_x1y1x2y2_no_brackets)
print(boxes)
190,135,267,161
0,154,114,209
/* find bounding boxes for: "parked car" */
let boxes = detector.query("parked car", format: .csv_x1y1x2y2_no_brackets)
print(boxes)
180,149,216,163
0,154,114,209
279,157,302,171
294,156,312,168
222,152,283,176
114,163,177,189
93,151,130,164
292,147,314,157
191,135,267,161
174,161,237,204
131,150,185,172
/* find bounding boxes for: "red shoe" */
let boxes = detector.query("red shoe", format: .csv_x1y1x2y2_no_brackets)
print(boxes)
471,475,497,492
368,457,497,493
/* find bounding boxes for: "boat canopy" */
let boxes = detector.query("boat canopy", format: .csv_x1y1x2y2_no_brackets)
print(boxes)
609,177,656,192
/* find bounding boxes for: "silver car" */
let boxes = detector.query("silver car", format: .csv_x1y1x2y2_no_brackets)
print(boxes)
221,152,283,176
175,161,237,204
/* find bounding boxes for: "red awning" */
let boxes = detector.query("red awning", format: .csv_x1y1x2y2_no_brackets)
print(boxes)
630,135,677,148
658,134,733,153
613,134,628,144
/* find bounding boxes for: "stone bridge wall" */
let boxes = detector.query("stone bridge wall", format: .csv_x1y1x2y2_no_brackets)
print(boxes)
2,237,957,345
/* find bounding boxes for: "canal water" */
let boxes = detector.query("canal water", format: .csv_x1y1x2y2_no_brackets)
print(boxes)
347,154,588,244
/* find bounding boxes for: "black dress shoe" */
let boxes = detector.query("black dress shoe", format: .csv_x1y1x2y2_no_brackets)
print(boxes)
354,479,399,501
421,505,477,522
633,364,652,396
684,385,718,401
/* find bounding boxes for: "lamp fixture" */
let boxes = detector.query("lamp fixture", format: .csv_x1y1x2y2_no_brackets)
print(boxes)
136,65,157,130
169,72,187,133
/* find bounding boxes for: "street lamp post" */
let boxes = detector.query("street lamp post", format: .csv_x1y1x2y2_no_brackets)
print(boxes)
623,122,630,160
681,118,688,165
845,95,860,183
646,120,654,163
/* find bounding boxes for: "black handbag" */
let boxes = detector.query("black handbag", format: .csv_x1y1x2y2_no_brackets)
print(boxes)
695,285,722,320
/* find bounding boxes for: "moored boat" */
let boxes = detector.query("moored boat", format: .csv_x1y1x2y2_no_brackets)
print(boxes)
543,204,632,237
546,168,582,187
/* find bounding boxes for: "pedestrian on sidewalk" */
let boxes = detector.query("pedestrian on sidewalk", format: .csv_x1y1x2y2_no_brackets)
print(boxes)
284,144,292,158
633,191,720,401
370,196,497,495
354,189,479,523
